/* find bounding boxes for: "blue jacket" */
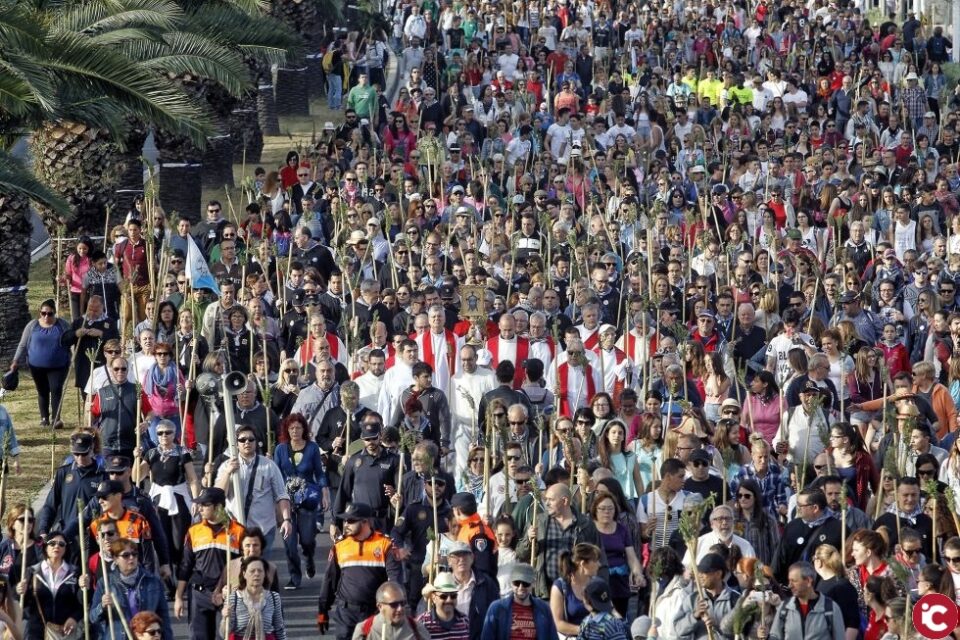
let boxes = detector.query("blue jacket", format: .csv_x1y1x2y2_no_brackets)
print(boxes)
480,595,556,640
91,567,173,640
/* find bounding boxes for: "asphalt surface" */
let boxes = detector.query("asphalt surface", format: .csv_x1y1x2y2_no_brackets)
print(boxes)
168,525,336,640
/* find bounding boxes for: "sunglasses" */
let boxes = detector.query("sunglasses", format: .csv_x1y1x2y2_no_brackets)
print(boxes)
380,600,406,609
46,540,67,548
145,630,162,637
112,367,128,372
157,431,174,436
512,581,531,588
737,493,753,499
40,311,55,317
118,551,137,559
237,437,256,443
435,593,457,601
105,349,121,355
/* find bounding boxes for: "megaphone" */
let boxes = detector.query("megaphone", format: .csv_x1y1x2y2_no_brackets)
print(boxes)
195,372,220,397
224,371,248,396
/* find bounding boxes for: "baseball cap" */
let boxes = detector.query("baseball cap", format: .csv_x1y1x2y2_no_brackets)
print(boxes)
584,577,615,613
338,502,375,521
70,433,94,454
195,487,226,505
105,456,131,473
95,480,125,499
697,553,728,574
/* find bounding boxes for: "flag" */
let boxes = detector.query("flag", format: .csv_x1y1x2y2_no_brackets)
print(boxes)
185,234,220,296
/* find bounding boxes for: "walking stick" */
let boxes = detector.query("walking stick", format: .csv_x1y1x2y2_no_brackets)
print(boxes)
430,476,439,584
101,545,117,640
18,522,29,610
78,499,91,640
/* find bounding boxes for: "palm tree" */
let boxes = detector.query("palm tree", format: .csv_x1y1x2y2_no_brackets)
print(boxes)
0,151,70,368
0,0,209,362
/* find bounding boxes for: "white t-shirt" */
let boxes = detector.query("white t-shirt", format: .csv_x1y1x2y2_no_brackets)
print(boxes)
546,122,571,160
766,332,814,386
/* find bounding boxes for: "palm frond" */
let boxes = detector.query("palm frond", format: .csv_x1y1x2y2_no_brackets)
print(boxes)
54,0,182,35
44,31,212,145
87,27,168,46
183,3,300,62
130,31,251,96
0,149,70,216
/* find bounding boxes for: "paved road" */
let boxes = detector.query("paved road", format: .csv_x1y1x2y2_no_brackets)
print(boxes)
169,525,336,640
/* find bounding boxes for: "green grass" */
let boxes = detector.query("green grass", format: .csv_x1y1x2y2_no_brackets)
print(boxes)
4,97,339,508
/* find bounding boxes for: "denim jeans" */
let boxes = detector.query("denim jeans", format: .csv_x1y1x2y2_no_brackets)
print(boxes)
283,506,318,583
327,73,342,109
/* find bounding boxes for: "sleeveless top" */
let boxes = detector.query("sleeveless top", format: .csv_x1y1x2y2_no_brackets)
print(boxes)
555,577,589,627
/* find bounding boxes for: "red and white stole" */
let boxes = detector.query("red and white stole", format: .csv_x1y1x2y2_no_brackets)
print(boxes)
325,332,340,361
489,336,530,389
582,328,599,350
422,329,456,373
557,361,596,417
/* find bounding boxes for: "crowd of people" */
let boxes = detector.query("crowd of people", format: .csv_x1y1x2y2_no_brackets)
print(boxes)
1,0,960,639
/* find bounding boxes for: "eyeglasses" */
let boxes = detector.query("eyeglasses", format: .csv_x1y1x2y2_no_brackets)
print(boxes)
46,540,67,548
40,311,54,317
506,455,521,461
145,629,162,637
112,367,128,372
692,460,709,468
918,468,936,476
737,493,753,499
157,431,174,437
512,581,531,588
117,551,137,559
946,555,960,565
105,349,121,355
380,600,406,609
297,173,310,177
237,437,256,443
901,547,921,556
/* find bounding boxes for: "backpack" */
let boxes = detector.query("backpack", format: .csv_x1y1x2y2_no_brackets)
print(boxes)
777,595,834,638
322,50,335,73
359,615,423,640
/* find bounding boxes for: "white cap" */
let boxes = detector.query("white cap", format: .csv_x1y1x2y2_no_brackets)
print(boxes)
323,121,335,130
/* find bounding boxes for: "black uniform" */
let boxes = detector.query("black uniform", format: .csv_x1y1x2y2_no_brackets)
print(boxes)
390,497,452,608
316,405,369,489
318,530,401,640
772,515,846,583
37,459,105,536
332,447,400,531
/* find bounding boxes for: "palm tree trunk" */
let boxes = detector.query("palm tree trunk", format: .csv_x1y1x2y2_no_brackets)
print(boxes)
0,194,34,369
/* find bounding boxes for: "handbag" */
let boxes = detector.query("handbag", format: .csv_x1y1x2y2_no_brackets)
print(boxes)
33,575,81,640
285,445,321,511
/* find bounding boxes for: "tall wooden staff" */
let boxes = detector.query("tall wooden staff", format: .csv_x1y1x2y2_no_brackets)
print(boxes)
100,542,117,640
78,499,91,640
430,475,439,583
18,519,29,610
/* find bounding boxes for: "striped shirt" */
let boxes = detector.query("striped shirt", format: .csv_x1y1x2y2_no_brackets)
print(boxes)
415,609,470,640
229,590,286,640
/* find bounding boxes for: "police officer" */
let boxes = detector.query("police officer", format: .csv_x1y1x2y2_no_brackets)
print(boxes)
331,413,400,536
390,472,451,610
174,487,244,640
451,492,498,580
37,432,104,538
67,455,171,579
317,502,402,640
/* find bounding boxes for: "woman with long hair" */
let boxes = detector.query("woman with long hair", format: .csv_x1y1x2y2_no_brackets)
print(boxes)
821,329,855,406
590,494,643,617
702,352,731,424
846,530,896,625
812,544,861,638
62,236,92,322
274,413,328,590
862,575,898,640
550,543,602,638
723,558,781,640
270,358,302,418
729,479,779,566
849,347,887,431
595,420,642,501
743,371,781,445
828,422,877,510
590,393,615,436
712,419,749,481
923,491,958,559
573,408,598,461
0,506,41,588
628,413,662,491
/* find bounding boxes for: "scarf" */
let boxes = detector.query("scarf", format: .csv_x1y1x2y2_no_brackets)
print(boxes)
117,567,142,617
144,362,177,398
240,590,267,640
